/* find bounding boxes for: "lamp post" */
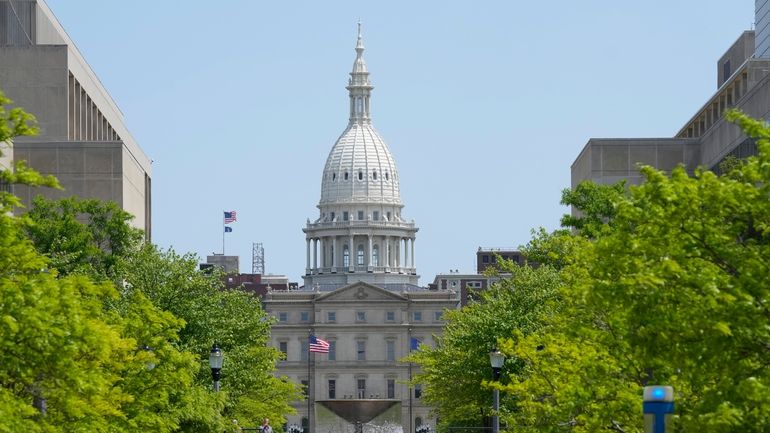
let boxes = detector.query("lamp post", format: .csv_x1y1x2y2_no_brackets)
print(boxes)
209,343,224,392
489,349,505,433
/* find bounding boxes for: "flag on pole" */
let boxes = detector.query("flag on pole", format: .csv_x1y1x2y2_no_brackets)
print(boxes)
410,337,420,351
309,335,330,353
224,211,237,224
224,226,233,233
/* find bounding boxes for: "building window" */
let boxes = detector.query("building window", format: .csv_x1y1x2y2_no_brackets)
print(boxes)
413,311,422,322
386,211,392,221
356,311,366,322
482,255,490,263
386,340,395,361
332,173,336,181
328,340,336,361
357,379,366,398
343,247,350,267
415,384,422,399
723,59,731,81
330,212,335,221
327,311,336,323
385,311,395,322
343,211,349,221
279,341,288,357
344,172,349,180
328,379,336,399
301,379,309,398
467,281,482,289
358,170,363,180
385,171,389,180
415,417,423,431
434,311,443,321
358,210,364,220
373,245,379,266
373,211,379,221
278,312,288,322
301,311,310,322
373,171,377,180
301,418,309,433
387,379,395,399
357,340,366,361
301,341,308,361
357,245,364,265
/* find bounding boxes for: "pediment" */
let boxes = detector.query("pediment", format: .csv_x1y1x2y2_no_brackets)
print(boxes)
315,282,408,303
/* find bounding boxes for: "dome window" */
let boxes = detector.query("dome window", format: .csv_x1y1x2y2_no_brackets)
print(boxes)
373,171,377,180
344,172,349,180
385,171,389,181
332,173,336,181
358,170,363,180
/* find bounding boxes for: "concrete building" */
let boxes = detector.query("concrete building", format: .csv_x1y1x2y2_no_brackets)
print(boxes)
571,1,770,189
0,0,151,236
264,25,458,433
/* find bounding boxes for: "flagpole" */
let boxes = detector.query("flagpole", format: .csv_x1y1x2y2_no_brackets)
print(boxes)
308,329,313,433
222,211,226,255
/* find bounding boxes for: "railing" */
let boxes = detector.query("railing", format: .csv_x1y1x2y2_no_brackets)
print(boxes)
309,267,416,275
306,220,416,230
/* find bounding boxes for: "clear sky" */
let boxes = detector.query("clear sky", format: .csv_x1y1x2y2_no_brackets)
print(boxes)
45,0,754,284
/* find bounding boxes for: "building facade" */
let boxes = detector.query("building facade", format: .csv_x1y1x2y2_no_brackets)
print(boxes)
571,1,770,189
0,0,152,236
264,26,458,433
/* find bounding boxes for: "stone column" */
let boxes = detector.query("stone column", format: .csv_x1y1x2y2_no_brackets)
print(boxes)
306,238,311,274
332,236,338,273
411,237,416,270
385,235,391,271
349,234,354,272
319,237,324,271
404,238,410,272
313,238,318,273
367,234,373,271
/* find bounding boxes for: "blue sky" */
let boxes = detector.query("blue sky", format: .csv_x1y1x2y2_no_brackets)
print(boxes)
46,0,754,283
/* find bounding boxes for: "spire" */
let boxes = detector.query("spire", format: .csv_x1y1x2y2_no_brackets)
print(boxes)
347,22,373,125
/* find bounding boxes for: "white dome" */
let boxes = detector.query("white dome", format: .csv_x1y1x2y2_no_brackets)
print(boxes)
319,123,402,206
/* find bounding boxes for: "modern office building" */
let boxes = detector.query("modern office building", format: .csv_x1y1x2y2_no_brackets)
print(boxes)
264,26,458,433
0,0,152,236
571,1,770,189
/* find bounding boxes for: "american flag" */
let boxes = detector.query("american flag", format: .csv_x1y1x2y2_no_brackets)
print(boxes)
309,335,330,353
224,211,237,224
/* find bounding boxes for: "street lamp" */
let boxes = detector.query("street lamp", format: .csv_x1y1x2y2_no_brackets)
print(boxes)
489,348,505,433
210,343,224,392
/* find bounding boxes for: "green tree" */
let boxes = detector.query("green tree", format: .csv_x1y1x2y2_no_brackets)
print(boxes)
407,262,561,431
501,111,770,432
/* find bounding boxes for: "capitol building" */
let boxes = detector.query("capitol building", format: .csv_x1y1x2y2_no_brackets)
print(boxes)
263,25,459,433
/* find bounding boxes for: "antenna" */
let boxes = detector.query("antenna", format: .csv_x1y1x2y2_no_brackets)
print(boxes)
252,242,265,274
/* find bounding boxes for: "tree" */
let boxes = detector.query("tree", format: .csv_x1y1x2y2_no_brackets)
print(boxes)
500,111,770,432
407,262,561,430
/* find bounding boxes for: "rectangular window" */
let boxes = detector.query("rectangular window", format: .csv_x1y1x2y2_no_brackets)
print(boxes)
357,379,366,398
301,341,308,361
279,341,288,357
387,211,392,221
330,212,335,221
387,379,395,399
328,379,336,399
327,311,336,322
357,340,366,361
358,210,364,220
343,211,349,221
278,312,288,322
300,311,310,322
415,384,422,399
301,380,309,398
413,311,422,322
328,340,336,361
434,311,443,321
373,211,379,221
482,254,490,263
386,340,395,362
356,311,366,322
385,311,395,322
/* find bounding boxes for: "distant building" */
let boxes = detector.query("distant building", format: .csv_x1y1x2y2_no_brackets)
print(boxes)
205,254,239,274
0,0,152,236
476,248,526,273
572,3,770,191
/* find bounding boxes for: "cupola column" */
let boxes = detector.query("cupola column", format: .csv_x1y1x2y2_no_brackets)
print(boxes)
411,238,416,270
313,238,318,272
367,234,373,271
306,238,311,274
332,236,338,272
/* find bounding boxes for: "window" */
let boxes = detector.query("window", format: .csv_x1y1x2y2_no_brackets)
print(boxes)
300,311,309,322
328,340,336,361
357,379,366,398
415,417,423,430
330,212,335,221
301,341,308,361
386,340,395,361
387,211,392,221
723,59,731,81
387,379,395,399
357,340,366,361
278,312,288,322
373,211,379,221
302,418,309,433
373,245,380,266
385,171,389,180
343,211,349,221
373,171,377,180
482,254,490,263
357,245,364,265
328,379,336,399
415,384,422,399
343,247,350,267
385,311,395,322
467,281,482,289
434,311,443,321
356,311,366,322
332,173,336,181
344,172,349,180
327,311,336,323
301,380,309,398
358,170,363,180
413,311,422,322
358,210,364,220
279,341,288,356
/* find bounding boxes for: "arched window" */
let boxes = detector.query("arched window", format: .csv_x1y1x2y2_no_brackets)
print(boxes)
344,172,349,180
385,171,389,180
358,170,363,180
332,173,336,181
373,170,377,180
343,246,350,267
372,245,379,266
357,244,365,265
